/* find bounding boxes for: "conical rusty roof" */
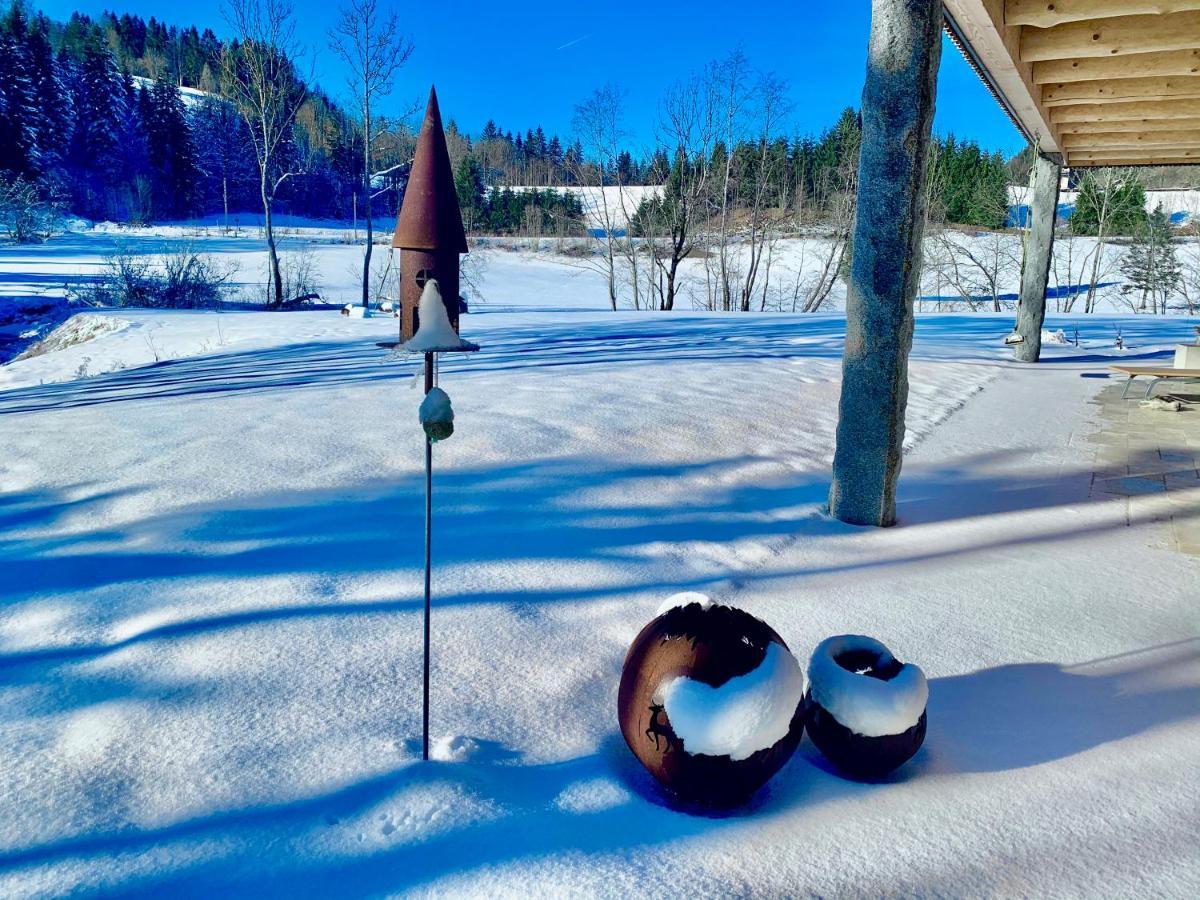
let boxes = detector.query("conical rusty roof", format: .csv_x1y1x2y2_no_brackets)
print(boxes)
392,87,468,253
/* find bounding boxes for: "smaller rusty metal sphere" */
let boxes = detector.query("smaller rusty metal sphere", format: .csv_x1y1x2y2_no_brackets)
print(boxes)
617,599,805,807
807,699,927,780
805,637,927,780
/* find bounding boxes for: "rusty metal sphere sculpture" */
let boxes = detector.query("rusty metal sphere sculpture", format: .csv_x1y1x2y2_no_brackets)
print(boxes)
805,635,928,780
617,595,806,807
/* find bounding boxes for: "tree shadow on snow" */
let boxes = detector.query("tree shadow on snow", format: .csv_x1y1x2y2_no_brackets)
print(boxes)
17,309,1188,416
4,640,1196,895
0,448,1197,891
1,448,1196,672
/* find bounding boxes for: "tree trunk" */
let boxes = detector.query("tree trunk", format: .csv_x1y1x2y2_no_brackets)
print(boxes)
262,178,283,308
362,100,373,308
1013,152,1062,362
607,242,617,311
828,0,942,528
665,255,680,311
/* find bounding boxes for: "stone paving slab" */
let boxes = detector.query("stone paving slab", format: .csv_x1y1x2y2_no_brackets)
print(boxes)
1090,386,1200,556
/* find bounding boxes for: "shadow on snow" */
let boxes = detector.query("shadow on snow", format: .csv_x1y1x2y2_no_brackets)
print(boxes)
0,640,1194,894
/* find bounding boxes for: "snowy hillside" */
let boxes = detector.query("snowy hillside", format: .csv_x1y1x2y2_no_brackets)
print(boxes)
130,75,218,109
507,185,663,232
1008,184,1200,225
1,225,1198,896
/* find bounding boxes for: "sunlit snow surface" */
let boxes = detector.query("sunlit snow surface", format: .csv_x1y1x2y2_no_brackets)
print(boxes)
0,225,1198,897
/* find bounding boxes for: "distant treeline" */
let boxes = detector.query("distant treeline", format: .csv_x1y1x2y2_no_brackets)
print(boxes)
0,0,1012,232
623,110,1010,236
454,168,586,235
451,108,1012,236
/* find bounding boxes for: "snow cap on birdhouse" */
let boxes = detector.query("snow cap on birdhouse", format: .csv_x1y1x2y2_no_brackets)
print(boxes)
405,280,478,353
392,87,468,254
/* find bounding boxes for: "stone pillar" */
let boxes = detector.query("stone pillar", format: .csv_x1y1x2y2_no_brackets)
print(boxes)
828,0,943,528
1012,151,1063,363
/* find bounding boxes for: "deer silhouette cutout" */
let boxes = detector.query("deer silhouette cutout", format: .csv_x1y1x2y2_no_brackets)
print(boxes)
645,703,678,753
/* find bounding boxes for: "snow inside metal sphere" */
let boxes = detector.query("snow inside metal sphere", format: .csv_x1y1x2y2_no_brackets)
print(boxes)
805,635,928,780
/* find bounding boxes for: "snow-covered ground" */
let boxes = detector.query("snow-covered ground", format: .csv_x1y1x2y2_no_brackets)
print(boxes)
1,226,1198,896
2,221,1179,372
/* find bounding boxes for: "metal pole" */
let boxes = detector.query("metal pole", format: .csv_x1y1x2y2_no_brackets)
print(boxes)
422,350,433,761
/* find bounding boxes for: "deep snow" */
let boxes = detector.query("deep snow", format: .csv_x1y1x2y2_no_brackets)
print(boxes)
0,226,1198,897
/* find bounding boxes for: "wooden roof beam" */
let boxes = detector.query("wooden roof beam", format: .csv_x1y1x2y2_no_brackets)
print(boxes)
1050,97,1200,122
1062,130,1200,149
1059,116,1200,132
1043,75,1200,105
1069,148,1200,158
1069,151,1200,165
1007,0,1200,29
1021,11,1200,61
1032,48,1200,83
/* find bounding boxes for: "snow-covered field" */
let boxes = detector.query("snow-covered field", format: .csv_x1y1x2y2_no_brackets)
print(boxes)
1,226,1198,897
1,220,1174,374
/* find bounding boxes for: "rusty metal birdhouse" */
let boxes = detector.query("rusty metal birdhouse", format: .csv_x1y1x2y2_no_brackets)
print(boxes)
384,85,477,763
393,86,468,341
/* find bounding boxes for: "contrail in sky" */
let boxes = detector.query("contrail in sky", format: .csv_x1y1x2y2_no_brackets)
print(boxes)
555,35,589,51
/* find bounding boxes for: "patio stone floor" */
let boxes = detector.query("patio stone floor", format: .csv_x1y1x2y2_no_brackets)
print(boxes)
1088,383,1200,557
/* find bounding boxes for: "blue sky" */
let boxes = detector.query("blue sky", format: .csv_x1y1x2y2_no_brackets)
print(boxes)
37,0,1024,156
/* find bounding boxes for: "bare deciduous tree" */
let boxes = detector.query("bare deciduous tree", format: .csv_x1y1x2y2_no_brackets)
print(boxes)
1075,167,1140,314
645,71,719,311
221,0,308,307
329,0,413,309
0,174,57,243
737,72,789,312
799,139,858,313
1051,235,1111,313
935,228,1021,311
1180,195,1200,314
570,85,626,311
704,50,751,311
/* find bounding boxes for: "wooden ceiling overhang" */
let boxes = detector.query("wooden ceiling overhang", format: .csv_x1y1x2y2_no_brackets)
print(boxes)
942,0,1200,167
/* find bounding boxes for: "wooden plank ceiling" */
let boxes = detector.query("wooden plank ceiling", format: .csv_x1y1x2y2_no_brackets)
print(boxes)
942,0,1200,166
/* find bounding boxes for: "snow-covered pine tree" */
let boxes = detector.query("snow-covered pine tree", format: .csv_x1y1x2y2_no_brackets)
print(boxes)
26,15,71,178
191,96,256,221
67,38,128,217
1121,204,1182,315
146,75,197,219
0,4,40,178
117,78,152,221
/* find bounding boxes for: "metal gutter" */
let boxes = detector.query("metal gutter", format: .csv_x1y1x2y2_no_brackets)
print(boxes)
943,8,1037,148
